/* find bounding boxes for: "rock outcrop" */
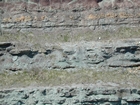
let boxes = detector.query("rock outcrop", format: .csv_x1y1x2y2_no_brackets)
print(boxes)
0,0,139,34
0,1,140,104
0,0,139,70
0,39,140,71
1,0,140,9
0,87,140,105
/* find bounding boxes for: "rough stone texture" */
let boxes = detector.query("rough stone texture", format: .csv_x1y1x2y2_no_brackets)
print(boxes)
0,87,140,105
0,0,139,34
1,0,140,9
0,7,4,35
0,38,140,71
0,1,140,104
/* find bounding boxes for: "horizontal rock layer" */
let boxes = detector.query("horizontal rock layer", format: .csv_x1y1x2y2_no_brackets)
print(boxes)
0,1,140,34
1,9,140,34
0,87,140,105
0,39,140,71
1,0,140,9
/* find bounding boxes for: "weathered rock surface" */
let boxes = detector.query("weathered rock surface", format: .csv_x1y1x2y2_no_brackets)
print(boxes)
0,87,140,105
1,0,140,9
0,38,140,71
0,1,140,104
0,0,140,34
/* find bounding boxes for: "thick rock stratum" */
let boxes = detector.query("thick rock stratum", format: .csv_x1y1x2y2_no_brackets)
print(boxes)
1,87,140,105
0,39,140,71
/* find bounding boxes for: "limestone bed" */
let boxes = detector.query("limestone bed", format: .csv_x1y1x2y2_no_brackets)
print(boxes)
0,86,140,105
0,39,140,71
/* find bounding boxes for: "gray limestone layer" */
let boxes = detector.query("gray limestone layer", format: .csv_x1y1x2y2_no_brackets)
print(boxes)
0,87,140,105
0,38,140,72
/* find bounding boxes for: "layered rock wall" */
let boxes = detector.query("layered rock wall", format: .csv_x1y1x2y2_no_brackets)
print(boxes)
0,39,140,71
0,0,140,34
0,1,140,104
1,87,140,105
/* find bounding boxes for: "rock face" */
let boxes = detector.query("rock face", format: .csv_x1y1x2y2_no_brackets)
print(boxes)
0,0,138,70
0,87,140,105
0,1,140,104
0,0,140,34
1,0,140,8
0,39,140,71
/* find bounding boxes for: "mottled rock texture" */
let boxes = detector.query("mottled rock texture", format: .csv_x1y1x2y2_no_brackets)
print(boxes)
0,0,140,9
0,87,140,105
0,0,139,34
0,1,140,104
0,39,140,71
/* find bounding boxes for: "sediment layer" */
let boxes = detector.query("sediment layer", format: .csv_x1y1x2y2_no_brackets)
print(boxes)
0,39,140,71
0,87,140,105
0,0,140,34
